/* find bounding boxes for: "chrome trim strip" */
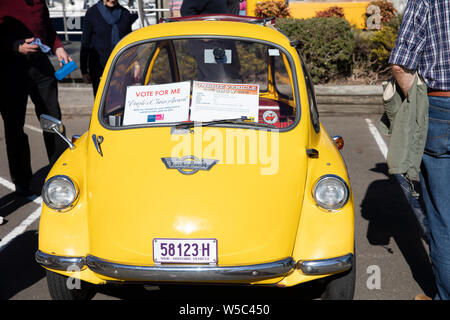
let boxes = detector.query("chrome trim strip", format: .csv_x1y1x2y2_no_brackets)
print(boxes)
297,253,353,275
86,255,295,282
35,250,86,271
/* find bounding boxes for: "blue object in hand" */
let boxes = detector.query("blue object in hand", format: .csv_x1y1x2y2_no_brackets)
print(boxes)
30,38,51,53
55,60,77,80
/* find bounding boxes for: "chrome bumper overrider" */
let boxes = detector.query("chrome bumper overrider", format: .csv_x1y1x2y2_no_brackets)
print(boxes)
297,253,353,275
35,251,86,271
36,250,353,281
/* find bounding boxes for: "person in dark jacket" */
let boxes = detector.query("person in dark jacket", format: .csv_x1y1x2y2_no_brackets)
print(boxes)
0,0,71,196
180,0,241,83
80,0,133,95
180,0,228,16
227,0,240,15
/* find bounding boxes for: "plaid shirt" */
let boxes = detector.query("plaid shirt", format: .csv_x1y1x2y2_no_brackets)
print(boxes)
389,0,450,91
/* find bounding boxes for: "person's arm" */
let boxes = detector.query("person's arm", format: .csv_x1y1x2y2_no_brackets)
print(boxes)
80,46,91,83
388,0,428,92
392,64,415,97
41,1,72,65
80,9,94,78
126,9,132,34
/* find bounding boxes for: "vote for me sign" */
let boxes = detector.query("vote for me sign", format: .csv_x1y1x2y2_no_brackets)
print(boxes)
122,81,191,126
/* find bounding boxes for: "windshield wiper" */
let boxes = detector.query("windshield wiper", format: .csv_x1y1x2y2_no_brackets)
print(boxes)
175,116,256,130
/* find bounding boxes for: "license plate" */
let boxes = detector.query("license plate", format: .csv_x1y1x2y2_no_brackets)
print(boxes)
153,238,218,264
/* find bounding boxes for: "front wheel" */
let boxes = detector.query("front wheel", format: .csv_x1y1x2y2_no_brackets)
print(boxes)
46,270,96,300
320,256,356,300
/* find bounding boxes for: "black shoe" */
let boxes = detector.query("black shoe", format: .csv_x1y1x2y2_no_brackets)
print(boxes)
15,185,35,197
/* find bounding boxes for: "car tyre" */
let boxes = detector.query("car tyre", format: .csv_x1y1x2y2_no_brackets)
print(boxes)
320,256,356,300
46,270,96,300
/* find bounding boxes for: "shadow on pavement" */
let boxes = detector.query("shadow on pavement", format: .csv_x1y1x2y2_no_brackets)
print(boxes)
361,162,437,297
0,230,45,299
29,165,52,196
0,165,49,225
93,279,324,301
0,193,33,222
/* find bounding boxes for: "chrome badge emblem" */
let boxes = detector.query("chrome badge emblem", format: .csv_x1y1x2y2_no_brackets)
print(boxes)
161,156,219,175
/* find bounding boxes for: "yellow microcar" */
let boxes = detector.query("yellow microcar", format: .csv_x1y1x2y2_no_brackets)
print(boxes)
36,14,355,300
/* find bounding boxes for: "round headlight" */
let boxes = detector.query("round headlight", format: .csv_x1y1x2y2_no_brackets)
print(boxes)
43,175,78,210
313,175,349,211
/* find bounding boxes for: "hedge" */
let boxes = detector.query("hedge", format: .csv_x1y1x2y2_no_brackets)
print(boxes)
275,15,402,84
277,17,355,83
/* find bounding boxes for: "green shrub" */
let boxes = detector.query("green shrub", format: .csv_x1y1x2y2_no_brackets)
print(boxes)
369,14,402,67
276,17,355,83
351,14,402,83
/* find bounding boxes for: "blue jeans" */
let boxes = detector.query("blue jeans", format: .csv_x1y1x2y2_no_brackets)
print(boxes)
420,96,450,300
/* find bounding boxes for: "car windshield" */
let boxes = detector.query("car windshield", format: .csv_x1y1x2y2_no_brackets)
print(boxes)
101,37,297,129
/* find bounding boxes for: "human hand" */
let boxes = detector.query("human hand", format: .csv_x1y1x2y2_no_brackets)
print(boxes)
15,38,39,55
55,47,72,67
82,74,92,84
392,65,415,98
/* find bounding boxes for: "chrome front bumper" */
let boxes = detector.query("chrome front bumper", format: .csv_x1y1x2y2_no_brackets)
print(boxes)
36,251,295,282
86,255,296,282
36,251,353,281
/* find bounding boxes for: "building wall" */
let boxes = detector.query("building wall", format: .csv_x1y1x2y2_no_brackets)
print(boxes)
246,0,405,28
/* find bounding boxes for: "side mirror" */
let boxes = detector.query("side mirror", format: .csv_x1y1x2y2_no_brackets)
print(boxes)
40,114,64,133
40,114,75,150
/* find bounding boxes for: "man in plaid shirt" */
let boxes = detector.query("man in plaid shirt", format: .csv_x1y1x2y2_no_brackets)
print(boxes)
390,0,450,300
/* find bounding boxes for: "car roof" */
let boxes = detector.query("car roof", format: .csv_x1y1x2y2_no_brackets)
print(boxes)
160,14,275,24
116,14,293,52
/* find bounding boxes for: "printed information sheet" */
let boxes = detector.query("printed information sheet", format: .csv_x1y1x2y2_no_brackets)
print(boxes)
190,81,259,122
123,81,191,125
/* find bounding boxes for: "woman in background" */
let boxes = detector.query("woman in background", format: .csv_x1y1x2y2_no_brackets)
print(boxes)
239,0,246,16
80,0,133,95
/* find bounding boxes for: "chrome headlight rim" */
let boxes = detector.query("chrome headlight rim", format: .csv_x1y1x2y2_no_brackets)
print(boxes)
42,175,79,211
313,174,349,211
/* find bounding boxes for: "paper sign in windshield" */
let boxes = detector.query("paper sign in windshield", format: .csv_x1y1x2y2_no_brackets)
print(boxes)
190,81,259,122
123,81,190,126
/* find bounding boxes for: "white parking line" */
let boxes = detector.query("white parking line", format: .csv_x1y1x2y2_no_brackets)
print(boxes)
0,176,42,252
1,122,46,251
0,176,15,191
365,118,388,160
0,205,41,252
